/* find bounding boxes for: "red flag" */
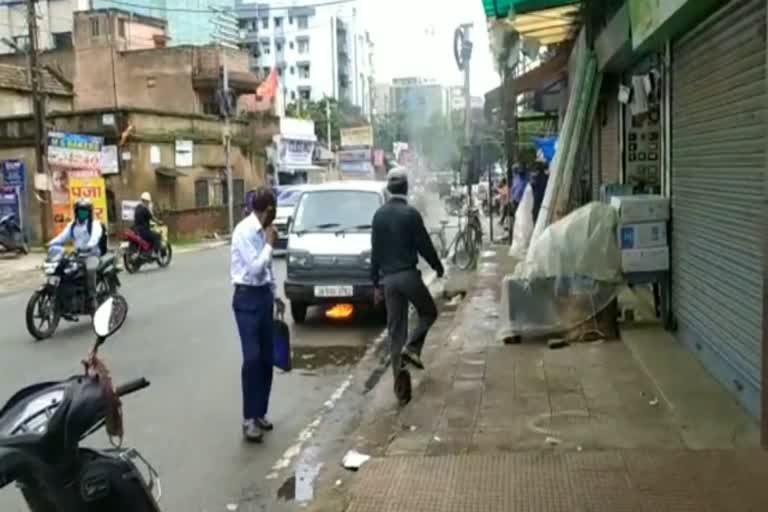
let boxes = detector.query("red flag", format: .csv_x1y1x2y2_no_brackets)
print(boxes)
257,68,278,101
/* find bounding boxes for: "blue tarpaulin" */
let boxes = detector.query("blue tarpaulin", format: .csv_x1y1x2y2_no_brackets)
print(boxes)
533,136,558,164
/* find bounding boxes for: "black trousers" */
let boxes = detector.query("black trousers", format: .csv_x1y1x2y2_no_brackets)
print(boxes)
382,269,437,377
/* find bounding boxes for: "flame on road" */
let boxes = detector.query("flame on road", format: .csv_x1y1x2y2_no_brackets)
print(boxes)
325,303,354,320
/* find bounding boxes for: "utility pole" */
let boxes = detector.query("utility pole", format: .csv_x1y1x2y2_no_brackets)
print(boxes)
26,0,51,241
212,7,238,234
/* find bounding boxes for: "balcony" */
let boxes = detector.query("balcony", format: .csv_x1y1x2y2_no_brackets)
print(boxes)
241,29,260,44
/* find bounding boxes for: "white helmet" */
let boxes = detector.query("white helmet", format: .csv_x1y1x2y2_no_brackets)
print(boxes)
140,192,152,202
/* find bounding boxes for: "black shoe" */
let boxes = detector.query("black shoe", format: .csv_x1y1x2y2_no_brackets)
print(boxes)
394,368,412,407
402,349,424,370
242,421,264,443
255,417,273,431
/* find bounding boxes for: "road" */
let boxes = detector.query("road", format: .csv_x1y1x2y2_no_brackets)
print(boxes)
0,247,384,511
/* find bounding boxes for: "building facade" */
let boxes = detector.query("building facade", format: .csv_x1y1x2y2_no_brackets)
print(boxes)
390,77,446,124
0,0,89,54
235,0,373,116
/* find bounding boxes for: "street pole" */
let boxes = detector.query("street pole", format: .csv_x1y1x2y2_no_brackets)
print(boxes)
455,23,473,207
27,0,51,241
326,98,332,151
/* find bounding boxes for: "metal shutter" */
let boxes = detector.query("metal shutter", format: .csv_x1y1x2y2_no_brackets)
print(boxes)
671,0,766,417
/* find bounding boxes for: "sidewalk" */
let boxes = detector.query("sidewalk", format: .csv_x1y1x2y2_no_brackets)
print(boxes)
308,246,764,511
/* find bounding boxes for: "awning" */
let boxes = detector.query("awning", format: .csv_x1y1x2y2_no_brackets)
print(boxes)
509,3,581,45
482,0,578,20
155,167,187,178
485,44,570,113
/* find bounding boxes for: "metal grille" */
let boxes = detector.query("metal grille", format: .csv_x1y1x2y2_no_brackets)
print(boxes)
671,0,766,417
313,255,360,267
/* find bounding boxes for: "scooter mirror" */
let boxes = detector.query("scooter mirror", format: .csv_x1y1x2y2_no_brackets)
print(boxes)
93,295,128,339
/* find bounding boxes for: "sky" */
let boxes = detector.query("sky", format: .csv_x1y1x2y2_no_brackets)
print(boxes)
360,0,501,98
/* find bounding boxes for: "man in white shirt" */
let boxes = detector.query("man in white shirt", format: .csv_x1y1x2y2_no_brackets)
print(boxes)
49,198,105,312
231,186,284,443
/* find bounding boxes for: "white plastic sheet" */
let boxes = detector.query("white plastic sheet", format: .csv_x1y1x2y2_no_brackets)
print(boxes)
499,202,622,339
509,184,535,260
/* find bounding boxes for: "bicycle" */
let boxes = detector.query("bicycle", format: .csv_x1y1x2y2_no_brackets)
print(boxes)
429,210,480,271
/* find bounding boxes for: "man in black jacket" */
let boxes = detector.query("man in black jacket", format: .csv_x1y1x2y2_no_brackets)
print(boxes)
133,192,160,254
371,169,444,401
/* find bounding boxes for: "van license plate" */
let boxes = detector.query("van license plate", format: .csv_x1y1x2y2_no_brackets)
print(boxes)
314,285,353,298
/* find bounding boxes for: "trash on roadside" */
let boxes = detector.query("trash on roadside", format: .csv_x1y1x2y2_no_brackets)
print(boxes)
545,436,562,446
335,480,342,487
226,504,238,511
649,397,659,407
433,436,442,443
548,338,570,350
342,450,371,471
448,294,464,307
577,445,583,452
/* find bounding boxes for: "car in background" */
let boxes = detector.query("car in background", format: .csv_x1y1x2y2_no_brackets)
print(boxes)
284,181,386,323
274,185,312,253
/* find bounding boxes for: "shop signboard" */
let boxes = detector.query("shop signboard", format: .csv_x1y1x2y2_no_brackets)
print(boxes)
279,138,315,167
340,126,373,148
339,161,372,173
121,200,141,221
100,145,119,175
47,132,103,170
628,0,688,49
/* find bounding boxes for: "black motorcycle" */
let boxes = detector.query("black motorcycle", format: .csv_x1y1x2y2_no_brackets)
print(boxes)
0,296,163,511
0,214,28,255
25,247,122,340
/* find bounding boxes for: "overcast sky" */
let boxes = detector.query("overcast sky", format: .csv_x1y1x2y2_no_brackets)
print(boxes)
360,0,500,98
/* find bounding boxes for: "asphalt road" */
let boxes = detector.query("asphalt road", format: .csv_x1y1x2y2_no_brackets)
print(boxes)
0,247,384,511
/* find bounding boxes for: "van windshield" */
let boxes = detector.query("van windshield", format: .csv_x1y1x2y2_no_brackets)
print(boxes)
293,190,381,233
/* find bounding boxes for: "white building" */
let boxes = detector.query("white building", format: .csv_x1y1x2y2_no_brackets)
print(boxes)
0,0,89,54
235,0,373,117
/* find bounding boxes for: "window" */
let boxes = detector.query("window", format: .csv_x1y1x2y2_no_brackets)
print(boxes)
52,32,72,50
90,18,100,36
297,39,309,54
222,179,245,207
277,67,283,77
298,64,310,79
195,180,209,208
250,20,258,31
260,40,271,55
289,16,294,25
263,66,270,77
289,41,294,50
261,17,269,29
291,91,296,100
274,17,283,28
297,16,308,29
299,88,311,101
11,35,30,51
289,66,295,75
118,19,126,37
238,19,248,29
276,41,283,52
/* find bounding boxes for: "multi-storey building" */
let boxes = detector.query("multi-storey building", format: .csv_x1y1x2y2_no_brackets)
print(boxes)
235,0,373,117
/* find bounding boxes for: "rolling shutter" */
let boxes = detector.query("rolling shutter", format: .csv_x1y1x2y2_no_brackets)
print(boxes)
671,0,766,416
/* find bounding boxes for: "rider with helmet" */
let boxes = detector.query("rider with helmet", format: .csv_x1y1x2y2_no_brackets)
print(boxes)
132,192,161,254
48,198,106,311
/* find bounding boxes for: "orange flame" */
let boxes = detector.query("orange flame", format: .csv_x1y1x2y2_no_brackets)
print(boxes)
325,303,354,320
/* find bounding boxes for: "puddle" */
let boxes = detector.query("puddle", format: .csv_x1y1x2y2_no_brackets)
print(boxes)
292,345,367,369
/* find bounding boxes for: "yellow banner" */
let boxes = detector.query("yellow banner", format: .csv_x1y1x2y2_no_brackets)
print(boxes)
68,170,108,225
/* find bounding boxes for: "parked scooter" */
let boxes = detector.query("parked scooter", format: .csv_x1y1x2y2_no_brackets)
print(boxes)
0,214,28,255
120,221,172,274
0,297,162,511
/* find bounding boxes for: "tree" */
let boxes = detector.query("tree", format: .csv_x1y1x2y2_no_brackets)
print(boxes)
285,98,368,149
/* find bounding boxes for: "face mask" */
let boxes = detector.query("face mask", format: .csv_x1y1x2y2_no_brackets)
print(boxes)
76,210,90,222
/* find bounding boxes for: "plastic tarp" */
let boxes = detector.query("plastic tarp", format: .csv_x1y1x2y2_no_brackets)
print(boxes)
499,202,622,339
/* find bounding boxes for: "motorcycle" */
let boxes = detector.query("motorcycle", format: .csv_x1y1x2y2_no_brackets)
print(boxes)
25,247,122,340
0,296,163,511
0,214,28,255
120,222,172,274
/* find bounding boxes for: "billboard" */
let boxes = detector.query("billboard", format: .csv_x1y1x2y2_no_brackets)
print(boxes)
340,126,373,148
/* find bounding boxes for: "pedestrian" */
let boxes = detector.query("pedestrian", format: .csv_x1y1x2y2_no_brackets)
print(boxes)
497,178,510,226
371,169,444,405
510,165,529,219
231,186,285,443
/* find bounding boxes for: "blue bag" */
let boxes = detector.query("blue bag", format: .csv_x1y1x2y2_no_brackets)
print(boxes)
273,309,292,372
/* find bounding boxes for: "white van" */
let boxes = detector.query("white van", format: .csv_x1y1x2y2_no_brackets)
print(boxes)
284,181,386,323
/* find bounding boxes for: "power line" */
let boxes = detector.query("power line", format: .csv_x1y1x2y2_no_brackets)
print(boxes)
100,0,357,14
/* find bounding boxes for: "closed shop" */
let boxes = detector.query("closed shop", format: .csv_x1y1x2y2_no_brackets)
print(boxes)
671,0,766,417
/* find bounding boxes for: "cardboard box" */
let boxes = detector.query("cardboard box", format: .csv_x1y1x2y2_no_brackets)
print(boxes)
610,195,670,223
622,246,669,273
619,221,667,249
